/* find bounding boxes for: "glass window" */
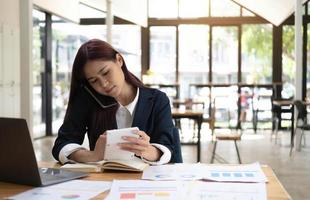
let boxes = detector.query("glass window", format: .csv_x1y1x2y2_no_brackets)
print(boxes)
149,26,176,84
179,0,209,18
210,0,240,17
241,24,272,84
111,25,141,78
148,0,178,18
212,26,238,84
179,25,209,99
32,9,46,138
213,86,239,128
52,16,83,134
282,25,295,99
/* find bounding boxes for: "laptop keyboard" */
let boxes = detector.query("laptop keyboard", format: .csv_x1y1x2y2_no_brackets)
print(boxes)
39,168,68,182
39,167,88,185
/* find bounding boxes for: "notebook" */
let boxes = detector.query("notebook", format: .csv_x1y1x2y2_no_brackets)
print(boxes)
0,117,88,186
104,127,140,160
61,157,149,172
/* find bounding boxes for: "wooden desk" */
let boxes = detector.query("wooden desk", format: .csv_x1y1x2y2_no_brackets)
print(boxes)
0,163,292,200
171,109,203,162
172,99,205,109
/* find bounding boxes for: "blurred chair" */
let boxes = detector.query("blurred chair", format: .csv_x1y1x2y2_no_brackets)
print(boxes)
170,127,183,163
191,98,215,140
290,100,309,155
210,131,242,164
202,98,216,137
270,103,281,144
173,99,205,141
253,92,273,133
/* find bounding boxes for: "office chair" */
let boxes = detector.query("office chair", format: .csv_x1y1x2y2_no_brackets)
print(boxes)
290,100,309,156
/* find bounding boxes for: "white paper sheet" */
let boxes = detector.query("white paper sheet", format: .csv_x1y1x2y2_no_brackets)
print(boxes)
106,180,186,200
142,162,267,182
142,163,203,180
8,180,111,200
106,180,267,200
202,162,268,182
185,181,267,200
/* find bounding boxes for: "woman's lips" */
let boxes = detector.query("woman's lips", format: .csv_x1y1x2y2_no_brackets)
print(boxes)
105,86,115,94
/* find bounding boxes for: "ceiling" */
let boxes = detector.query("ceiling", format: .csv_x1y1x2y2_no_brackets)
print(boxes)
232,0,308,26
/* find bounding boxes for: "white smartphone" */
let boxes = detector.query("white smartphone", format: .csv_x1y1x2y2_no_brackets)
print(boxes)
104,127,139,160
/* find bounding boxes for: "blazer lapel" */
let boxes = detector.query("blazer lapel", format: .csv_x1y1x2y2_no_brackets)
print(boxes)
132,88,154,130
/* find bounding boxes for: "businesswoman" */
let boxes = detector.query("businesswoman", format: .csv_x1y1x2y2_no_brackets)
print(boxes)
52,39,182,165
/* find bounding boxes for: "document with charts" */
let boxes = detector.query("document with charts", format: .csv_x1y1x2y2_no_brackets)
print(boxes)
185,181,267,200
106,180,186,200
106,180,266,200
142,162,267,182
9,180,111,200
142,163,203,180
202,162,268,182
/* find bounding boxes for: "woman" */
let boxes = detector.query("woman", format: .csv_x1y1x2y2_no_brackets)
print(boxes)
52,39,182,165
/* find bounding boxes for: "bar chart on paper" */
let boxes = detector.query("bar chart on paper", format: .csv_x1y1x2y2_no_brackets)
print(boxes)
120,190,172,199
203,164,267,182
209,170,257,179
107,180,267,200
108,180,185,200
142,162,267,182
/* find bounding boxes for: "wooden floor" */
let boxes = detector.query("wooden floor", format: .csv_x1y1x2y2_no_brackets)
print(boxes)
34,127,310,200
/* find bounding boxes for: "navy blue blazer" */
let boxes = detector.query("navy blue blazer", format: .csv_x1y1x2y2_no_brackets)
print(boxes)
52,87,182,163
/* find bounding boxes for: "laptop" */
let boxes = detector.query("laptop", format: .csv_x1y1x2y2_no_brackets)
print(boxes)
0,117,88,186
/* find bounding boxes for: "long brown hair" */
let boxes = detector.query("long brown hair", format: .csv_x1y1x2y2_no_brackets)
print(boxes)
68,39,143,107
65,39,144,150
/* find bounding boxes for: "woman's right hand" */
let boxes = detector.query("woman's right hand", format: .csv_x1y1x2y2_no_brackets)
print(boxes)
92,133,107,160
68,133,107,162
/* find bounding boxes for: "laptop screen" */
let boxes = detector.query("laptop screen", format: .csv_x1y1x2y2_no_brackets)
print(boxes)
0,118,42,185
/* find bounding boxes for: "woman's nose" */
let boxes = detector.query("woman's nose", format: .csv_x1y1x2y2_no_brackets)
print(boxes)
99,78,109,88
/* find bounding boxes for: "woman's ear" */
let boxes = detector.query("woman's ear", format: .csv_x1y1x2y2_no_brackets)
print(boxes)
116,53,123,67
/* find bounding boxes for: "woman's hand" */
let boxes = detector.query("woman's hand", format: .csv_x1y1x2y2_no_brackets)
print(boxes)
68,133,107,162
92,133,107,160
118,130,162,162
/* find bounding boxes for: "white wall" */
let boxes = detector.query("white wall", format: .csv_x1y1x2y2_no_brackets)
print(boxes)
20,0,33,132
0,0,21,118
0,0,20,27
0,0,33,134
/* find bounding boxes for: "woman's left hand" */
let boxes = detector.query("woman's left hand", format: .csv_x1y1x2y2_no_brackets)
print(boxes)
118,130,162,162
